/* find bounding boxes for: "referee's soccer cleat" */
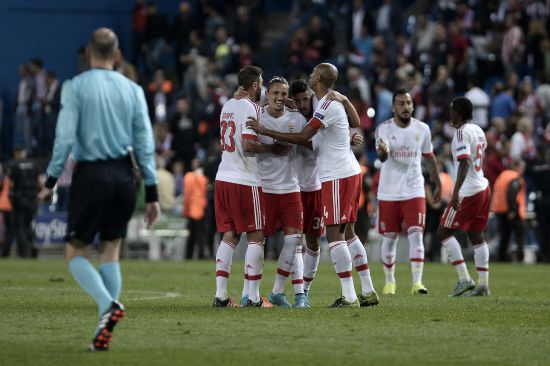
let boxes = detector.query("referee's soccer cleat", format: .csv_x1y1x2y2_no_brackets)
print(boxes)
328,296,360,308
382,282,396,295
465,286,491,297
411,282,429,295
88,301,125,351
268,292,292,308
212,297,241,307
358,291,380,307
245,296,274,307
294,293,309,308
448,279,476,297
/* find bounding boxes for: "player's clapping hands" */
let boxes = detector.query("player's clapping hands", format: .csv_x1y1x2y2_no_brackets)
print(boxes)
351,133,364,146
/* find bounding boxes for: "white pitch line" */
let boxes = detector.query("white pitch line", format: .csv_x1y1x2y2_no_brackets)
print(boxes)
2,286,180,301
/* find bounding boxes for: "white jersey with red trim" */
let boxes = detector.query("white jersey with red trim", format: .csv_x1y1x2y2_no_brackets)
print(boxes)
375,118,433,201
451,123,489,197
307,94,360,182
256,107,305,194
215,98,261,186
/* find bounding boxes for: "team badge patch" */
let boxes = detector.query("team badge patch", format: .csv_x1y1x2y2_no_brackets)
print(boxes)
314,112,324,120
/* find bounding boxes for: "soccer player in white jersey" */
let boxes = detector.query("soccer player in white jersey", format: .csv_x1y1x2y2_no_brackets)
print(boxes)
438,97,491,297
247,63,378,307
213,66,276,308
242,76,309,308
375,89,442,295
289,79,363,307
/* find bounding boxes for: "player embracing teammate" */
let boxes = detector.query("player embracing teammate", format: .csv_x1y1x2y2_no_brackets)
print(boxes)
247,63,378,307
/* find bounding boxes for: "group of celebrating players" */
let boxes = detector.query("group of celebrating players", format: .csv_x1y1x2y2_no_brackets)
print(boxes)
213,62,491,308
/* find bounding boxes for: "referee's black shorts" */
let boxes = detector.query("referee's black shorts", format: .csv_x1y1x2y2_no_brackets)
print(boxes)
67,157,137,246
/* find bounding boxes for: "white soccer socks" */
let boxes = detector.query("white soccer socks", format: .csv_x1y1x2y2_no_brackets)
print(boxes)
303,247,320,292
215,240,236,299
245,241,265,303
442,236,471,282
329,241,357,302
474,242,490,288
273,234,301,295
291,245,305,295
407,228,425,285
381,234,397,284
347,236,374,295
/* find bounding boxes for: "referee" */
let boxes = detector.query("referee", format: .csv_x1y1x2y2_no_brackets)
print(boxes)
40,28,160,351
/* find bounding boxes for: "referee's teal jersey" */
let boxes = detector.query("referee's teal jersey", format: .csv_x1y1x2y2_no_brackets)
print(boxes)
47,69,157,186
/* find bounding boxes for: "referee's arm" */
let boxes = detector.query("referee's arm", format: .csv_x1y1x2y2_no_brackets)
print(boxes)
132,86,158,203
45,80,77,188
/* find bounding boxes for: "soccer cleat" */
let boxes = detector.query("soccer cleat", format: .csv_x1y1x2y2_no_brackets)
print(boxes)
88,301,125,351
448,279,476,297
245,296,274,307
212,297,241,307
358,291,379,307
411,282,429,295
304,290,310,307
328,296,360,308
294,293,309,308
240,295,249,307
465,286,491,297
382,282,396,295
268,292,292,308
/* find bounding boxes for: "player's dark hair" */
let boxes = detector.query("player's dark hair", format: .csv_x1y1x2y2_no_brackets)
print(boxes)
392,88,410,104
90,29,119,60
266,76,288,91
290,79,308,98
238,65,263,89
451,96,473,121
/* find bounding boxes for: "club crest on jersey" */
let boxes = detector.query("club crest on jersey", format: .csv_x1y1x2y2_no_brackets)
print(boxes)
288,121,295,132
314,112,324,120
415,133,420,141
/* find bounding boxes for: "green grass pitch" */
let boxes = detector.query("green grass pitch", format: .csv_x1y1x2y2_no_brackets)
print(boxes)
1,259,549,365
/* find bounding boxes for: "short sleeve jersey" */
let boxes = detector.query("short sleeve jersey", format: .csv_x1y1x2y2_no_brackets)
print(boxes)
307,95,361,182
256,107,304,194
451,123,489,197
375,118,433,201
215,98,261,186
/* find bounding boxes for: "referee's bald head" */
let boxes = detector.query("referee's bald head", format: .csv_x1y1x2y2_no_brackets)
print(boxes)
89,28,119,60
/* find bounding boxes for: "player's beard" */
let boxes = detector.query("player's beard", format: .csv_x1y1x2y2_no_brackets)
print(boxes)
397,112,411,125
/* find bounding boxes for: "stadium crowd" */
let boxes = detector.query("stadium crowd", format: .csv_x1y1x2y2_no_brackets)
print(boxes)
0,0,549,263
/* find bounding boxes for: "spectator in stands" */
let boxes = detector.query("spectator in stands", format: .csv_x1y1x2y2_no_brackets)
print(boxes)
155,150,175,213
30,58,47,156
492,159,527,262
154,122,173,160
373,82,392,126
183,158,209,259
0,164,14,258
171,1,201,77
307,15,332,60
350,24,374,69
510,116,537,164
518,77,543,122
233,6,259,51
169,96,196,167
533,148,550,263
427,65,454,121
5,147,39,258
430,23,454,74
172,160,184,198
131,0,148,67
536,77,550,122
412,14,436,55
501,13,525,73
143,3,169,73
212,26,235,74
491,83,516,119
347,66,371,106
14,63,34,153
465,78,490,130
146,69,174,124
375,0,401,37
43,70,60,154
